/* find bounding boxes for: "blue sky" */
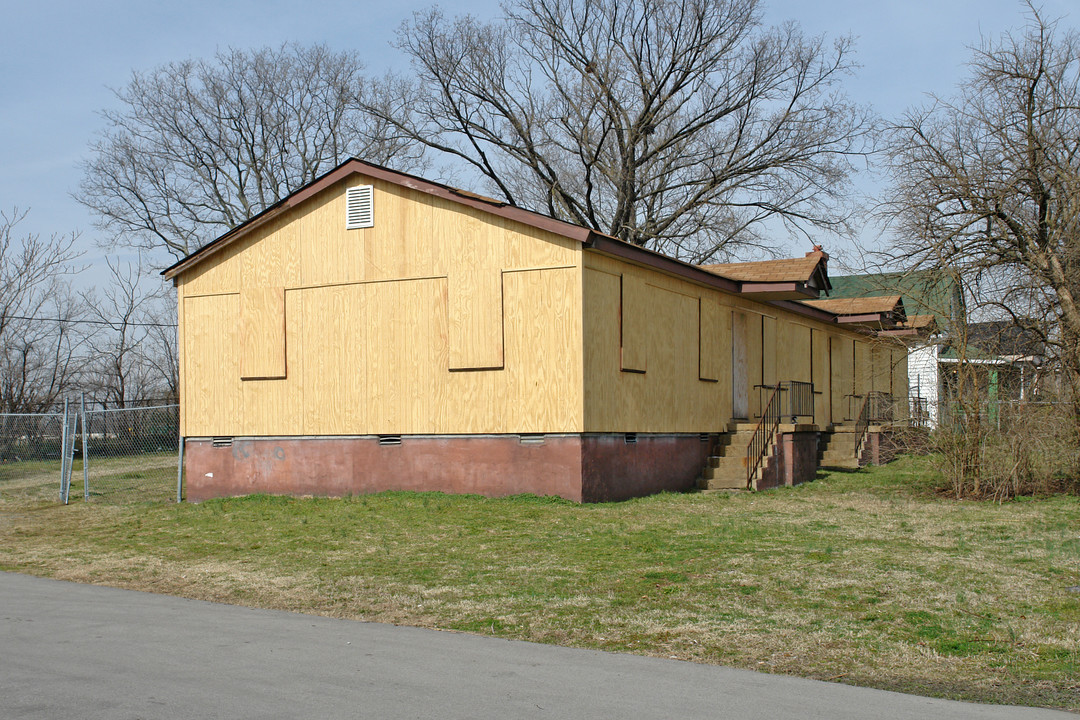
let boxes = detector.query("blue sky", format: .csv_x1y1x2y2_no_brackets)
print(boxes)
0,0,1073,283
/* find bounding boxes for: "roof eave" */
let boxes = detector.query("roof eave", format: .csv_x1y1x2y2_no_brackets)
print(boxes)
738,282,820,301
584,235,742,294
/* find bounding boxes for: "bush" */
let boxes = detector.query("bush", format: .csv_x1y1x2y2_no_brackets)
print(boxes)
929,402,1079,500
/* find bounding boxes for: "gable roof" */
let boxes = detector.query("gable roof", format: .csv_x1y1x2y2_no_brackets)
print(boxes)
162,158,599,281
702,254,826,284
700,252,830,301
827,270,963,332
160,158,873,329
799,295,907,331
940,320,1045,362
802,296,903,316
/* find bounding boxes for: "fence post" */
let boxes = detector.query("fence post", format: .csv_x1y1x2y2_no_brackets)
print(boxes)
60,398,70,504
81,393,90,502
176,435,185,503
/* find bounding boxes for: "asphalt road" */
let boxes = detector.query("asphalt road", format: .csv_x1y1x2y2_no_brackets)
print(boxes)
0,572,1072,719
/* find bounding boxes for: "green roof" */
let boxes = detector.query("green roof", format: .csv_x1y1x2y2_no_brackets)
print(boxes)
828,270,963,332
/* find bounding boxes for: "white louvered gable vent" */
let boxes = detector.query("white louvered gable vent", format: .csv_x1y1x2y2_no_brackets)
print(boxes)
346,185,374,229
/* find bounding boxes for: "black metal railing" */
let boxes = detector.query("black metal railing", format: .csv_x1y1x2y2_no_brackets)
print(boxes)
909,395,930,428
853,393,872,463
783,381,815,422
747,383,782,489
867,391,895,423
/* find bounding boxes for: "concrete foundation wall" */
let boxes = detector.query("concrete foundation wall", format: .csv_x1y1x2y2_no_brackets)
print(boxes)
580,434,713,502
183,433,713,504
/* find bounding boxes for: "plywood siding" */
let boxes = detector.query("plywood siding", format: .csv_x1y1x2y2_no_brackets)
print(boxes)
731,310,750,419
854,339,872,399
830,334,854,423
583,263,725,432
779,321,812,384
242,291,305,436
178,176,583,436
811,328,830,424
581,252,879,431
871,344,890,394
240,287,286,380
747,313,764,418
177,278,187,436
892,346,910,421
183,294,242,434
620,273,649,373
699,298,724,382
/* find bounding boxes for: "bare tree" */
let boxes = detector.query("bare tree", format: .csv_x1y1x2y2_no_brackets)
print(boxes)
0,210,87,413
883,4,1080,450
141,298,179,405
78,44,426,261
81,257,179,407
368,0,874,261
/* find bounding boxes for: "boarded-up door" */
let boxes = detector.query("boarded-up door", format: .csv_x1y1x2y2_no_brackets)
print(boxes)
830,335,854,423
732,311,749,419
811,328,829,425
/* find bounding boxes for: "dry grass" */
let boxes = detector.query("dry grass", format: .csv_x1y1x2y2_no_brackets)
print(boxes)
1,455,1078,711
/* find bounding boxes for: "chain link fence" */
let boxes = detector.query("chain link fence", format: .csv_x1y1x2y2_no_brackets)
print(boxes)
0,400,181,507
0,411,69,506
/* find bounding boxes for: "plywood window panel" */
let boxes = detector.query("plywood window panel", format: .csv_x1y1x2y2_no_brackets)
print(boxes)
892,347,909,421
184,294,242,436
811,328,829,425
761,315,777,387
698,298,722,382
831,335,854,423
732,311,750,419
783,323,812,383
448,268,505,371
620,273,648,373
854,340,871,398
240,287,287,380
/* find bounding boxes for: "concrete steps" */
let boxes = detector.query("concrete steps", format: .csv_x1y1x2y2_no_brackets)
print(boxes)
818,425,864,468
696,424,775,491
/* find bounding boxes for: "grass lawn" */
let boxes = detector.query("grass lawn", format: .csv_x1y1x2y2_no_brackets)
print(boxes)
1,454,1078,711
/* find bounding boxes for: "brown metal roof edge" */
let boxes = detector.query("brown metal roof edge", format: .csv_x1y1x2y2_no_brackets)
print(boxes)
768,299,844,325
583,235,740,294
836,313,889,324
162,158,595,280
586,237,867,328
739,282,819,298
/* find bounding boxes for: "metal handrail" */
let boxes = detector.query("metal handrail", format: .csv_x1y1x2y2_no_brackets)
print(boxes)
746,383,782,489
853,393,872,465
784,380,815,422
866,391,894,423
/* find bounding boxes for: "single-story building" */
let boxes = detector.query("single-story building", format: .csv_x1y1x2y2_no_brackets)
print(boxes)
163,159,907,502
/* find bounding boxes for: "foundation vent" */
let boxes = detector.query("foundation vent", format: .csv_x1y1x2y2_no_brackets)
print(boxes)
700,433,711,443
378,435,402,446
212,437,234,448
519,433,545,445
624,433,637,444
346,185,374,229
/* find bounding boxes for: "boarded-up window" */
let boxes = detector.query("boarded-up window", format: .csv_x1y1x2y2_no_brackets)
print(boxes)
620,274,648,373
698,298,723,382
448,268,505,371
761,315,777,387
240,287,286,380
732,311,749,419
